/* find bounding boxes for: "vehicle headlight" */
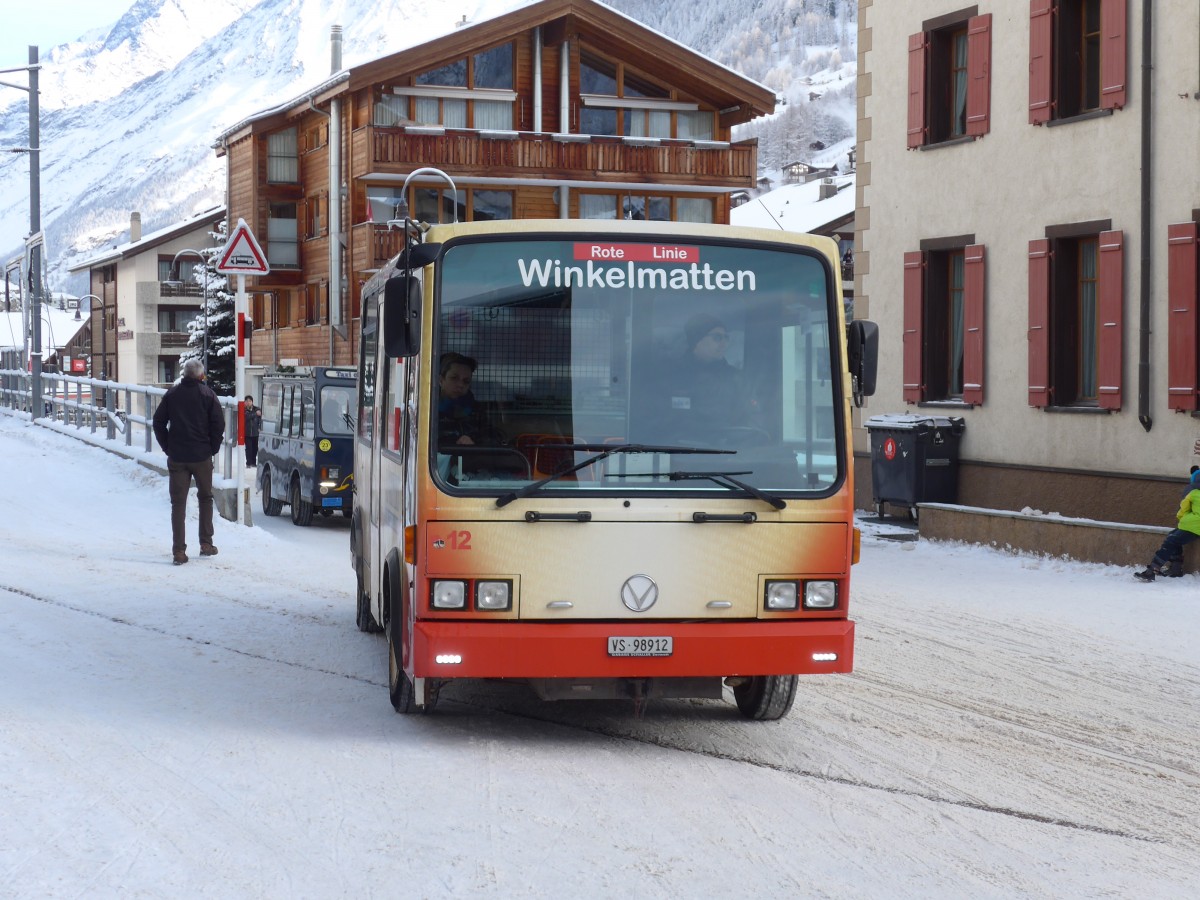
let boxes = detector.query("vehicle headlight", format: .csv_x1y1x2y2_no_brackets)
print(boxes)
431,580,466,609
804,581,838,609
476,580,512,611
764,580,799,610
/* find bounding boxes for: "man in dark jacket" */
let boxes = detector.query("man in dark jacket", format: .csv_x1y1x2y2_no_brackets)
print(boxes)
152,359,225,565
243,395,262,467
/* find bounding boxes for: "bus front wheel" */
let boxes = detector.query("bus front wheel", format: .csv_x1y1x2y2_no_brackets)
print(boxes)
289,477,314,526
733,675,798,720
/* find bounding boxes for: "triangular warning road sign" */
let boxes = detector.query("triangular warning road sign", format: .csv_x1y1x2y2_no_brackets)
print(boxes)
217,218,270,275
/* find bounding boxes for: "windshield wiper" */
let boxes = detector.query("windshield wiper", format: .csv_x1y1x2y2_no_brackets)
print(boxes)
625,470,787,510
494,443,733,508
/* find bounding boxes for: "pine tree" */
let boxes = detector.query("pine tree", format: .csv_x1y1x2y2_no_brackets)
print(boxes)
179,219,235,395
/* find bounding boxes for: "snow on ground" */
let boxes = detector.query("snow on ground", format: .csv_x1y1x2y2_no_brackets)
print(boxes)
2,413,1199,898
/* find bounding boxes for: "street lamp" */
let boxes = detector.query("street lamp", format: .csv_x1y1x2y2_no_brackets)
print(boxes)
168,248,210,369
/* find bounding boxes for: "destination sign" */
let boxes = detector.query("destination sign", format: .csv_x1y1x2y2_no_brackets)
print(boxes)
573,242,699,263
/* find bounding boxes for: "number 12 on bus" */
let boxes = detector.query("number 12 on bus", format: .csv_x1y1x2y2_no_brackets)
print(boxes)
351,218,878,720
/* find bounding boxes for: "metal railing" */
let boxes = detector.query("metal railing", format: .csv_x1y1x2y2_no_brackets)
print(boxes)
0,368,241,481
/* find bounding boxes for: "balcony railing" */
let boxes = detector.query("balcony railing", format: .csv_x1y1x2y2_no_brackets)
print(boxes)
160,282,204,298
353,126,758,188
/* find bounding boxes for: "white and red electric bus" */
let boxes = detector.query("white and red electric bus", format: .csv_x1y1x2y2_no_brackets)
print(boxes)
351,215,877,719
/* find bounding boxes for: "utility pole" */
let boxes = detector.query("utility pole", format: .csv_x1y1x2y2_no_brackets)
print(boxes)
26,46,42,416
1,47,43,414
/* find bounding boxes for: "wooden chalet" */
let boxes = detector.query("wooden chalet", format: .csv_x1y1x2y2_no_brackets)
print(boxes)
215,0,775,368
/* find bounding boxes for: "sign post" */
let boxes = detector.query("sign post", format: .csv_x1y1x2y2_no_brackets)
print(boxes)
217,218,270,526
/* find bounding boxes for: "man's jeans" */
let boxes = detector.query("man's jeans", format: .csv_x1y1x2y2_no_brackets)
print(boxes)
168,458,214,553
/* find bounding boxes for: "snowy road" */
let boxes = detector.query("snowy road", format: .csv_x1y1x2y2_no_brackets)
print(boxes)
2,415,1198,898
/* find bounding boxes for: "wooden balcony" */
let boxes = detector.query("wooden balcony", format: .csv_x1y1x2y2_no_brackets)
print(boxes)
352,126,758,188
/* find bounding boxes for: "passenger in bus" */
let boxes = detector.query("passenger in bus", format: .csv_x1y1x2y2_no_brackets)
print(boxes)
668,314,751,436
438,352,484,446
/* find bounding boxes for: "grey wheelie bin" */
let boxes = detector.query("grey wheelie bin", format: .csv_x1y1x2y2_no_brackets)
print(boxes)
865,414,965,520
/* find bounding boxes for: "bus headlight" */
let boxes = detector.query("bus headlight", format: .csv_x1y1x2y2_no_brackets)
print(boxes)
476,580,512,611
804,581,838,609
431,580,467,609
764,581,799,610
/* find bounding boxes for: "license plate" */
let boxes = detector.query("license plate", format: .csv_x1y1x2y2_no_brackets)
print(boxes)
607,636,673,657
322,497,342,507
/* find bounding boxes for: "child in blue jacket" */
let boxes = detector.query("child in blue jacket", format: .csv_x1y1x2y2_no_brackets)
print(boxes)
1135,469,1200,582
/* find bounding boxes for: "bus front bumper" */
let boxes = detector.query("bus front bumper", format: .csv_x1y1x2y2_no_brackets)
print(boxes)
412,619,854,679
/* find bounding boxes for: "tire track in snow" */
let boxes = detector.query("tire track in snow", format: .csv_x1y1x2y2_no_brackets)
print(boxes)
0,582,1171,848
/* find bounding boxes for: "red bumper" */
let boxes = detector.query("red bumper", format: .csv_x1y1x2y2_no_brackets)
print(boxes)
412,619,854,679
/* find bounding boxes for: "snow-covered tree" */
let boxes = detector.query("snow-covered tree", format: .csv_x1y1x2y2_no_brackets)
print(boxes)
178,220,235,395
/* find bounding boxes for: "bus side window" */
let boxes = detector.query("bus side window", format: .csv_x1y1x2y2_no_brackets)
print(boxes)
261,383,281,435
359,296,378,442
301,387,316,440
282,386,296,437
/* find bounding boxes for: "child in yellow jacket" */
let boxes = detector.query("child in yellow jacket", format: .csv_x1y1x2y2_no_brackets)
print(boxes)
1135,470,1200,582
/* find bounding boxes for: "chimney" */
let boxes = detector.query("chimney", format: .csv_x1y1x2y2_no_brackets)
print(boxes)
330,25,343,74
455,14,470,28
818,179,838,201
130,211,142,243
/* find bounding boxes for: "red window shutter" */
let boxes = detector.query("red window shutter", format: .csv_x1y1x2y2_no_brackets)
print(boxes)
907,32,928,149
1028,239,1052,407
903,251,926,403
966,15,992,136
1100,0,1127,110
1029,0,1054,124
1167,222,1200,411
1097,230,1124,410
963,244,986,405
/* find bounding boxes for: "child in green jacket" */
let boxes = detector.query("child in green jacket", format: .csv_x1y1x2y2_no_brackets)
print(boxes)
1135,469,1200,582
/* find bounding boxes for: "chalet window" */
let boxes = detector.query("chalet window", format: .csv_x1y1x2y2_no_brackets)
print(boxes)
267,203,299,268
470,190,513,222
1167,222,1200,411
303,123,327,152
304,194,326,240
399,43,514,129
158,257,179,282
579,49,708,140
581,192,712,223
157,357,177,385
908,11,992,148
677,198,714,224
267,128,299,183
1028,228,1123,409
903,242,986,404
1029,0,1126,124
580,194,618,220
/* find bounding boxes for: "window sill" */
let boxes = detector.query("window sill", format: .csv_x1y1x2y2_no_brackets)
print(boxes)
1045,108,1114,128
1041,405,1113,414
918,399,976,409
917,135,977,151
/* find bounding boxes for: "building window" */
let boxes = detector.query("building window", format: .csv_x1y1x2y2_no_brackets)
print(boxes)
470,190,513,222
903,243,986,404
157,357,177,384
267,203,298,267
303,123,327,152
580,192,711,223
157,307,192,333
1029,0,1126,124
382,43,515,129
304,193,326,240
908,12,992,148
1028,229,1124,409
1167,222,1200,411
579,49,710,140
267,128,299,183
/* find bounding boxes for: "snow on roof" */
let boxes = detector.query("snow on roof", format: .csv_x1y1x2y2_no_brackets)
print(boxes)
69,206,226,273
731,173,855,235
0,305,88,354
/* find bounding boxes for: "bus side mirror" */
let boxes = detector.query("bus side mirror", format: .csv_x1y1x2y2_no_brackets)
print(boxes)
383,274,421,358
847,319,879,401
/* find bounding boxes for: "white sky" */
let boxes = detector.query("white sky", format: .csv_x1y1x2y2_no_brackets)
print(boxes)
2,411,1199,895
1,1,131,68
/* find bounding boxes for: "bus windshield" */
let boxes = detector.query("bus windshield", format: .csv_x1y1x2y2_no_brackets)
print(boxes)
431,236,842,496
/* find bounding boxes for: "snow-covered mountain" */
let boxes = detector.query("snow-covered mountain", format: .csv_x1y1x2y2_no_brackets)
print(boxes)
0,0,855,294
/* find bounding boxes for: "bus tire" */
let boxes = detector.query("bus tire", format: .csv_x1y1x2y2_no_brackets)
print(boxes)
261,470,283,516
733,675,797,720
355,564,381,634
384,559,428,713
289,477,314,526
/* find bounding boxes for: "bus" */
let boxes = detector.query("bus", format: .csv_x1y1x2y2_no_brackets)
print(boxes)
258,366,357,526
352,217,877,719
